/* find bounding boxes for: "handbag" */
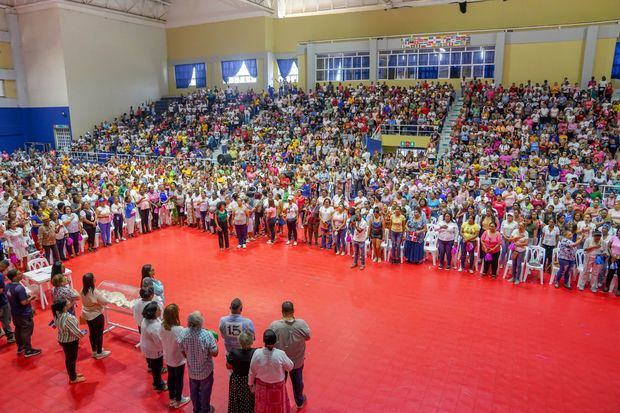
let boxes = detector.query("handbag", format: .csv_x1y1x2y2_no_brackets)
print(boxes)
484,253,493,262
66,237,74,246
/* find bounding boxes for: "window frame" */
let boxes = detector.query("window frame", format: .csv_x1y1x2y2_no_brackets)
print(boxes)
316,51,371,82
226,61,258,85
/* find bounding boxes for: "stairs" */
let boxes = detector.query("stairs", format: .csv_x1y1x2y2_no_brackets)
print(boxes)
437,97,463,160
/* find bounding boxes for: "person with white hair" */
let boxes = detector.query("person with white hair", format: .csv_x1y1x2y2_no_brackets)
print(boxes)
177,311,219,413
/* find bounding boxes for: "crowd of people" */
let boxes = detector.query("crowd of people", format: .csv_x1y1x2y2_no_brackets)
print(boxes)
0,77,618,410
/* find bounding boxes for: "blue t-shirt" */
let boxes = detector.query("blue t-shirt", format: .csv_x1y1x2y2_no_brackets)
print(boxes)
6,282,32,317
124,203,136,219
218,314,256,352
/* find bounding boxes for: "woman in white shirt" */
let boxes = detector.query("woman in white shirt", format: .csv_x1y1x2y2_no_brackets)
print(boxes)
508,222,529,285
541,221,560,273
110,197,125,243
80,273,110,359
249,329,294,413
318,199,335,249
61,205,81,257
232,196,249,249
437,213,459,270
331,204,348,255
160,304,190,408
284,201,299,246
96,199,112,247
140,302,167,393
499,213,519,268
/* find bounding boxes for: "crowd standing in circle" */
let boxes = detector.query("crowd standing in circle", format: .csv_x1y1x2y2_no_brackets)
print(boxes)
0,78,617,411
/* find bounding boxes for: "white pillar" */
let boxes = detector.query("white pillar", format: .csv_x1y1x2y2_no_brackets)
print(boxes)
369,38,378,83
265,52,274,89
6,9,28,107
494,31,506,86
580,25,599,89
306,43,316,91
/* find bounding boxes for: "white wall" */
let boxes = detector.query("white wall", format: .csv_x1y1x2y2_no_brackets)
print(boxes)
58,8,167,136
19,7,69,107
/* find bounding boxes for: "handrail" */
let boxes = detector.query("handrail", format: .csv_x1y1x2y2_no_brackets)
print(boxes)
380,124,439,136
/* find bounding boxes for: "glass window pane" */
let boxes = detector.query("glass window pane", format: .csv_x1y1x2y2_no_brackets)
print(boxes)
429,53,439,65
316,59,325,70
343,57,352,68
378,68,387,79
397,67,406,79
438,53,448,65
361,69,370,79
462,52,472,64
462,66,472,78
485,50,495,63
388,68,396,79
484,65,495,79
450,66,461,79
333,57,342,68
388,55,397,67
473,50,484,64
398,54,407,66
407,54,417,65
361,56,370,67
407,67,417,79
473,65,484,78
316,71,325,81
438,66,449,79
419,54,429,66
450,52,461,65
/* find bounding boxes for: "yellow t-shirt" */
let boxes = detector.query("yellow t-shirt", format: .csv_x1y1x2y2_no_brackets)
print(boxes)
461,222,480,241
390,214,406,232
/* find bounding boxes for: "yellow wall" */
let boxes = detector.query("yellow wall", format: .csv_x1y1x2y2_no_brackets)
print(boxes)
593,38,617,80
382,135,432,148
4,80,17,98
0,42,12,69
503,41,584,85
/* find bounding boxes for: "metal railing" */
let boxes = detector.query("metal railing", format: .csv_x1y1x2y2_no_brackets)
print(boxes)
68,151,215,164
379,124,439,136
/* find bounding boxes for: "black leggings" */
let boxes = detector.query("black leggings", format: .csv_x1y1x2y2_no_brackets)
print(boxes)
217,221,229,248
168,364,185,402
113,214,123,239
268,218,277,242
287,219,297,242
84,226,96,250
60,340,79,380
482,251,500,276
148,356,165,390
605,263,619,291
139,209,150,233
87,314,105,354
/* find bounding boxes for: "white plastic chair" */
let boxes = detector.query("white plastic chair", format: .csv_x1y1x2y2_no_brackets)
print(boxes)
424,231,438,266
549,248,560,285
380,228,391,261
573,249,585,285
522,245,546,284
27,257,50,271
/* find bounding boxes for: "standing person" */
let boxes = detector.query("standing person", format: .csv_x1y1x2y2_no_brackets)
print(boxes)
554,229,583,289
80,201,97,252
403,208,427,264
368,207,384,263
389,207,406,264
137,189,151,233
140,302,167,393
249,329,294,413
51,298,86,384
508,222,529,285
111,196,125,243
285,199,299,246
219,298,256,354
232,197,249,249
499,213,518,268
39,216,61,264
178,311,219,413
96,198,112,247
579,231,604,292
0,260,16,344
5,221,28,271
541,220,560,273
141,264,165,302
269,301,311,409
318,199,334,249
350,209,368,270
80,272,111,359
331,204,347,255
481,222,502,278
61,205,81,257
215,201,230,250
265,199,278,245
604,231,620,295
227,332,256,413
160,304,190,409
124,195,138,237
51,262,80,315
459,215,480,273
54,211,69,261
5,269,41,357
437,213,458,270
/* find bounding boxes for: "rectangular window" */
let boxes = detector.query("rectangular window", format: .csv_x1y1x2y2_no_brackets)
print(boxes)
378,45,495,80
315,52,370,82
0,80,5,98
222,59,257,84
612,41,620,79
175,63,206,89
277,59,299,83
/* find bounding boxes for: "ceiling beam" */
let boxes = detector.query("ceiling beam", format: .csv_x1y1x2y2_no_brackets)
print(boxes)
235,0,274,13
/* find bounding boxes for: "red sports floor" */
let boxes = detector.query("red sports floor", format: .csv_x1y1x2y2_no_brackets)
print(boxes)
1,226,619,413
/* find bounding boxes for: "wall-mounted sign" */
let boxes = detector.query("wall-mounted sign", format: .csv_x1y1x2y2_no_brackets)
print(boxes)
401,34,470,49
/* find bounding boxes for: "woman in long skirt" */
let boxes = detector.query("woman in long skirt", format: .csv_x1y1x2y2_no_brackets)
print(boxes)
227,332,256,413
403,208,427,264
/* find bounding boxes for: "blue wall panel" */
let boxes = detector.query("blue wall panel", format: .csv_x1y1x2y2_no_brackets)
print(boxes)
0,106,71,152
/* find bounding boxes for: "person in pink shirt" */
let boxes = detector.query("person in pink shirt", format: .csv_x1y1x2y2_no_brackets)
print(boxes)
603,232,620,296
481,222,502,278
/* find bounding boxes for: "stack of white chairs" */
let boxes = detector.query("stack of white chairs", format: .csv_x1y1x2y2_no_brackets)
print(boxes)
548,248,560,285
522,245,546,284
380,228,391,262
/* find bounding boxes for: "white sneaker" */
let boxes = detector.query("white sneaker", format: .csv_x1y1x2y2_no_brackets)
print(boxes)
176,397,191,408
293,241,297,246
267,241,273,244
242,244,247,249
122,237,127,241
237,245,242,249
95,350,111,359
286,240,291,245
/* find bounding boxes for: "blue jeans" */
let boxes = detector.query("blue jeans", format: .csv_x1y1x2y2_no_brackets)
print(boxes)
437,239,454,268
287,365,305,407
334,228,346,253
235,224,247,246
390,231,403,262
189,373,214,413
353,241,366,266
556,258,574,284
512,251,525,280
99,222,111,246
